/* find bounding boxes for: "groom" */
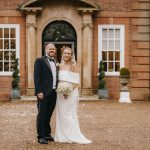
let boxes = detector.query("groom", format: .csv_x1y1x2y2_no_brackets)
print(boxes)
34,43,57,144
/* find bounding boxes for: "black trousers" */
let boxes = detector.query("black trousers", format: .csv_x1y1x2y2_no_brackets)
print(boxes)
36,90,56,139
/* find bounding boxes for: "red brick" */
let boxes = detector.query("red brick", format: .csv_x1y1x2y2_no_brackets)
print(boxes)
131,80,150,88
131,88,150,100
137,57,150,65
131,33,150,41
137,42,150,49
131,2,150,10
131,50,149,56
131,65,150,72
137,73,150,79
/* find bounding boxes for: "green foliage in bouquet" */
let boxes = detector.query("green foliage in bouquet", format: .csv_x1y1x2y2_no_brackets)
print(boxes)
12,58,20,90
120,68,130,78
98,60,106,89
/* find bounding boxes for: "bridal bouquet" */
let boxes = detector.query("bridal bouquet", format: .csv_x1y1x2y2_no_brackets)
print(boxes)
56,81,73,96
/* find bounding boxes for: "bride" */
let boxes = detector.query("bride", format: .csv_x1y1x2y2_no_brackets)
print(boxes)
54,47,92,144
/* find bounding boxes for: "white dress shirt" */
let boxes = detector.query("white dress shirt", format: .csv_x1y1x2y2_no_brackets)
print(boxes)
46,54,56,89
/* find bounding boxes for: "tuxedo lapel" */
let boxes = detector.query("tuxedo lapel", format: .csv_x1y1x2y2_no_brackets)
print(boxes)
53,60,56,66
43,56,52,72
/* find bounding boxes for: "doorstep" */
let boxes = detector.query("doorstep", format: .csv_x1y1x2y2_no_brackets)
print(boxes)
15,95,101,102
20,95,37,101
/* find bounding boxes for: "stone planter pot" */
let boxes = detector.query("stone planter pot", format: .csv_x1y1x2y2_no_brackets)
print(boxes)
98,89,108,99
11,90,20,100
120,77,130,91
119,76,131,103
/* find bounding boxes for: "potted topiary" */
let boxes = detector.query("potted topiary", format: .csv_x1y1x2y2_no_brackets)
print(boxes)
98,60,108,99
119,67,131,103
120,68,130,91
11,58,20,100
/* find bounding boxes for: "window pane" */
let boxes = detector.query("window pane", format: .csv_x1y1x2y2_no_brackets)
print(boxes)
99,26,123,74
102,29,107,38
108,62,113,72
4,39,9,49
0,25,19,73
115,29,120,38
109,40,114,50
0,51,3,60
4,28,9,38
115,51,120,60
11,39,16,49
4,62,9,71
10,28,15,38
108,51,113,61
0,62,3,71
115,62,120,71
109,29,114,39
10,51,16,60
4,51,9,60
0,28,2,38
0,39,3,49
115,40,120,50
102,40,107,50
103,62,107,72
102,51,107,61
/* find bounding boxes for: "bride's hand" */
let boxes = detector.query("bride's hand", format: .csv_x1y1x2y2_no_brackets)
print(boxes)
63,94,68,99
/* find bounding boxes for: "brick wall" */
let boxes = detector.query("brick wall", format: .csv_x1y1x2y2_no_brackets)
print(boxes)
0,0,26,10
93,17,130,100
130,0,150,100
0,5,26,100
93,0,150,100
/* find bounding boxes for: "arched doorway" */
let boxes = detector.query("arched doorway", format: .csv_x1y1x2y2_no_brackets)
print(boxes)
42,20,77,62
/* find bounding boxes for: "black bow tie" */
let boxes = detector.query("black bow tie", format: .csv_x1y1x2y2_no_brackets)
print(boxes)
47,57,54,62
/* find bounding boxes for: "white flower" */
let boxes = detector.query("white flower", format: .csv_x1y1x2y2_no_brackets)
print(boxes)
56,82,73,96
56,63,60,67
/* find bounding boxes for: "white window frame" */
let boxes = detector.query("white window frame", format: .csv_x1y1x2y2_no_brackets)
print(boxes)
0,24,20,76
98,25,125,76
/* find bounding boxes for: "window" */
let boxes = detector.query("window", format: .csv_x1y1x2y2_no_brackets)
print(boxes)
0,24,20,76
98,25,125,76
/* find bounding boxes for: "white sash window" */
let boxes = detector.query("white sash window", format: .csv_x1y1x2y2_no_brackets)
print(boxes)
0,24,20,76
98,25,125,76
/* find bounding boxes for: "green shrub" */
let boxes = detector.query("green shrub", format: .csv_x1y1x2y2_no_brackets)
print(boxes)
120,68,130,78
98,60,106,89
12,58,20,90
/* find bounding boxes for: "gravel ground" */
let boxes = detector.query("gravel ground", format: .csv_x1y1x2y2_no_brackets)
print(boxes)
0,100,150,150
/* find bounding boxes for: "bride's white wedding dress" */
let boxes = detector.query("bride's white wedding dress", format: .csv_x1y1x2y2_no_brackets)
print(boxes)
54,70,92,144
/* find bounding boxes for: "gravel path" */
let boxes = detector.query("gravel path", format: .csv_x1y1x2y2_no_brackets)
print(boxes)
0,101,150,150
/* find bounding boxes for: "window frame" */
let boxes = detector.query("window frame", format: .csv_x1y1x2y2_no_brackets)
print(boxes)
98,25,125,76
0,24,20,76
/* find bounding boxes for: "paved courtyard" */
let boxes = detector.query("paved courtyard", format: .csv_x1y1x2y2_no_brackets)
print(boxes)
0,100,150,150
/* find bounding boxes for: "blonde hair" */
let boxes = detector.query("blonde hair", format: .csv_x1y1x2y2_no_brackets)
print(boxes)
62,47,76,64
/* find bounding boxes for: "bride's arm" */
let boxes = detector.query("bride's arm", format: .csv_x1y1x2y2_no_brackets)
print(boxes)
58,64,63,71
72,64,80,89
70,63,79,73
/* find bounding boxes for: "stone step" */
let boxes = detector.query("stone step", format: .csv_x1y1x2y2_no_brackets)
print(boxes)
20,95,37,101
79,95,103,101
11,95,105,102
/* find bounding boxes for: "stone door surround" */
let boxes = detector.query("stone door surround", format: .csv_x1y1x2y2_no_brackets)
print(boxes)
19,0,100,96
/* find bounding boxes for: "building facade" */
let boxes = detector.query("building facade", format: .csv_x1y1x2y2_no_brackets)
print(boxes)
0,0,149,101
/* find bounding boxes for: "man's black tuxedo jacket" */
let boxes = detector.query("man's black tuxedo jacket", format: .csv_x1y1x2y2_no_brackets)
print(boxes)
34,56,57,97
